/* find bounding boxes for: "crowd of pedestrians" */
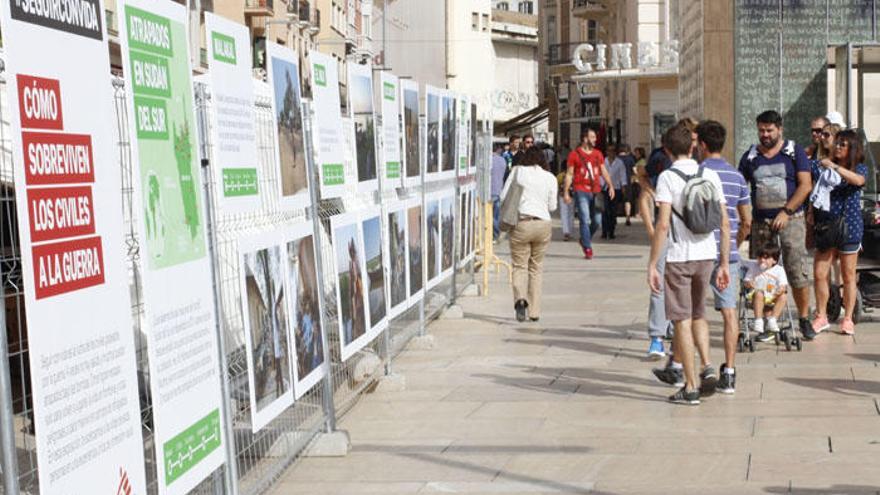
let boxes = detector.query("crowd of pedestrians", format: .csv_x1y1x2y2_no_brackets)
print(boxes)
494,108,870,407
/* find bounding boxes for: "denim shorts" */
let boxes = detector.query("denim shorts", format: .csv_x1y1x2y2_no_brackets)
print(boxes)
840,242,861,255
711,261,739,310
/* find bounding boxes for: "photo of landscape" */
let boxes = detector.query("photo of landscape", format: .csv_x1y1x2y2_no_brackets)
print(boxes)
427,92,440,174
362,215,387,328
270,54,308,202
441,195,454,272
403,86,421,180
351,69,377,184
388,207,408,310
426,199,440,281
440,95,455,173
407,204,423,297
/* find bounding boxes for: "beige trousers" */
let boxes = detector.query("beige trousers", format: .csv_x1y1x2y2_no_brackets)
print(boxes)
509,219,552,318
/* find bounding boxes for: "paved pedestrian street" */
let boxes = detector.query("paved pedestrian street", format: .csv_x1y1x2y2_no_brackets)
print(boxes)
272,221,880,495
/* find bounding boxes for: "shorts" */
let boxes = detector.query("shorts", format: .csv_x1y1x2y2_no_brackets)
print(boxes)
711,261,739,310
745,289,780,307
840,242,861,255
664,260,714,321
750,216,810,289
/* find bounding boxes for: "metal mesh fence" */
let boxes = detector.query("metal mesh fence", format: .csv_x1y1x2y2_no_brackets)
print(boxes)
0,69,482,495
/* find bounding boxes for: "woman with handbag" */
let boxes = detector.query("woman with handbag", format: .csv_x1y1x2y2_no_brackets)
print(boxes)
499,147,558,322
810,129,867,335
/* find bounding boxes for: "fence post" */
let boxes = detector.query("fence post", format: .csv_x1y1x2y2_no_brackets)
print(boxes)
0,272,20,495
194,83,240,495
302,101,339,434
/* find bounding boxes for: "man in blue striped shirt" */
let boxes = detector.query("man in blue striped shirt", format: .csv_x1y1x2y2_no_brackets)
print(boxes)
697,120,752,394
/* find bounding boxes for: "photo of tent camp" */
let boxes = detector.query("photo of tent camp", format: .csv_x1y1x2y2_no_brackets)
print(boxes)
243,245,292,412
333,221,368,346
440,96,455,173
362,216,387,327
285,234,324,389
403,87,420,180
351,72,377,183
271,55,308,200
407,204,423,297
441,195,454,271
388,207,408,309
426,93,440,174
426,199,440,281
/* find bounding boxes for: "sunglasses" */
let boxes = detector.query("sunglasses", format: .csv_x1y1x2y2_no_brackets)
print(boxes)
821,131,832,138
835,141,850,148
811,128,824,134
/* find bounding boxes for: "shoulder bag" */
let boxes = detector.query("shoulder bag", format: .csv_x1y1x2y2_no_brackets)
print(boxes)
500,167,523,232
813,209,847,252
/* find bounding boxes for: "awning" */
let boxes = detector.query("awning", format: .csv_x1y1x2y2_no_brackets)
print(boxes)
495,103,549,135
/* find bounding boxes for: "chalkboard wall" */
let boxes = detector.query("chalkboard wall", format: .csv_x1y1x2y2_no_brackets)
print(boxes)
734,0,876,159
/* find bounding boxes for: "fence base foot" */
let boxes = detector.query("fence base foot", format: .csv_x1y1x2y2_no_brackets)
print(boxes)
353,352,382,384
460,284,479,296
305,430,351,457
374,373,406,393
408,335,436,350
440,305,464,319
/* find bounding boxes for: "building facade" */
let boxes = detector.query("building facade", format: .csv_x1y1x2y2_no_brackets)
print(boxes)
491,1,545,138
541,0,680,150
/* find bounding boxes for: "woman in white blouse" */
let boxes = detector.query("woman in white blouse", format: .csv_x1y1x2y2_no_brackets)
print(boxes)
500,147,559,322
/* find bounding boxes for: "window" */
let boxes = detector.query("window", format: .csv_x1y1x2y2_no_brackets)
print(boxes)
496,1,509,9
518,1,533,14
587,19,597,44
472,12,479,30
482,13,489,31
547,15,556,45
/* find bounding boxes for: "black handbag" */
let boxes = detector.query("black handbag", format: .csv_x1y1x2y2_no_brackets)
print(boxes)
813,210,847,251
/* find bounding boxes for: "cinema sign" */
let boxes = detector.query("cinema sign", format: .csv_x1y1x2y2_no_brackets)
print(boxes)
572,40,679,77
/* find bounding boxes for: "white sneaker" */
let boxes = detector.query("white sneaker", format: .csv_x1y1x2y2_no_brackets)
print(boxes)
766,317,779,333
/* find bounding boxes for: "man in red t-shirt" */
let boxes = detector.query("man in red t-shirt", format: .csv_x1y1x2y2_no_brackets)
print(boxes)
563,129,615,259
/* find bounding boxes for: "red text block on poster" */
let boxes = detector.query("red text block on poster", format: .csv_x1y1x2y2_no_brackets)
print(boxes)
26,186,96,242
16,75,64,130
32,236,105,299
22,131,94,185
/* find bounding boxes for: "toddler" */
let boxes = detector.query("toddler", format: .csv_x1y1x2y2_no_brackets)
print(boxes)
744,244,789,342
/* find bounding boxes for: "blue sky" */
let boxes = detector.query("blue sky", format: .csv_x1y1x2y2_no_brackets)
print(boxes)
272,57,300,111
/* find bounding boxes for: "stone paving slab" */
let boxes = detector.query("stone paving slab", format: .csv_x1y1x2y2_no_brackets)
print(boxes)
271,220,880,495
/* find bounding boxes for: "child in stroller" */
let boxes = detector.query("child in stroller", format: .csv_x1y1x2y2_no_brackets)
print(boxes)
743,244,789,343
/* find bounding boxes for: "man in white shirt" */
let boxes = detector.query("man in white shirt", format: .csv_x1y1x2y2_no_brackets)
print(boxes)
648,123,731,406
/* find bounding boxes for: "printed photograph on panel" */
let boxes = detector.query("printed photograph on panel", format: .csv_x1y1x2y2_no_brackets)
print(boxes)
334,222,368,345
403,88,421,179
243,246,292,412
469,190,477,255
351,73,378,183
427,93,440,174
441,195,454,271
426,199,440,281
362,216,387,327
459,192,467,261
285,235,324,390
271,55,308,200
441,96,455,172
407,205,423,296
388,207,408,308
470,102,478,169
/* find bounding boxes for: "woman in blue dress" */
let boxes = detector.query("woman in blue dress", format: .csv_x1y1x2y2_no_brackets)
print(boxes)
810,129,867,336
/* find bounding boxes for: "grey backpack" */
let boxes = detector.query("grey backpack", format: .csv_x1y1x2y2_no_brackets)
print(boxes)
669,167,722,235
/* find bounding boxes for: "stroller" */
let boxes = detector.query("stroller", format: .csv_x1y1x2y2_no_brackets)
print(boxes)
736,254,803,353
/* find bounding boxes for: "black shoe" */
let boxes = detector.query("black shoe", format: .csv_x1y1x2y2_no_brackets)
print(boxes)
699,366,718,397
800,318,816,341
716,365,736,394
625,219,631,226
652,365,684,387
755,330,776,343
529,316,539,322
668,387,700,405
609,233,616,239
514,299,527,322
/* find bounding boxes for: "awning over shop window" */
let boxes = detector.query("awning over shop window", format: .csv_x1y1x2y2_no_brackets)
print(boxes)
496,102,549,135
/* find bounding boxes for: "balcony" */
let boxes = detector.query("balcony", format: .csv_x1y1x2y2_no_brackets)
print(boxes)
244,0,274,17
572,0,609,18
547,42,596,67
